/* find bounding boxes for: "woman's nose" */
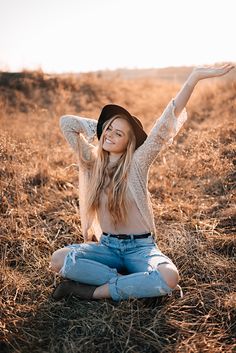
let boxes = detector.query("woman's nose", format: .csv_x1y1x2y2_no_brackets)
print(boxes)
106,130,113,138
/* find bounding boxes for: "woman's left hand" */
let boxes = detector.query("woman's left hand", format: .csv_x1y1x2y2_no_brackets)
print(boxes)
174,63,235,117
191,63,235,81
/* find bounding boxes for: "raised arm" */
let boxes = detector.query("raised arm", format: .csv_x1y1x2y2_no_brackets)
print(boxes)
173,63,235,117
60,115,97,155
134,63,235,171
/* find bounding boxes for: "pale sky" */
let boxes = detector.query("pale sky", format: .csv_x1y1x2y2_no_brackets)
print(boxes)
0,0,235,73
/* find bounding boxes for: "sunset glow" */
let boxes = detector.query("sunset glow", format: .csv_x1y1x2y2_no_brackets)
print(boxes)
0,0,235,73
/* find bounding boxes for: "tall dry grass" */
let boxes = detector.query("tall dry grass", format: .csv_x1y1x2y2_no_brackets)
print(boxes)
0,70,235,353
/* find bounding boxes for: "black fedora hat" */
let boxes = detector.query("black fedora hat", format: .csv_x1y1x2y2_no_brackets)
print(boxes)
97,104,147,149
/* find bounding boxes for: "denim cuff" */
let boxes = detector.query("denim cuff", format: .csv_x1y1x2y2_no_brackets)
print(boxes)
108,270,173,302
108,277,121,301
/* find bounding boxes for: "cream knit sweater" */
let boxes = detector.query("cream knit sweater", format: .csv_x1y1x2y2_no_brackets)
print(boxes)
60,99,187,241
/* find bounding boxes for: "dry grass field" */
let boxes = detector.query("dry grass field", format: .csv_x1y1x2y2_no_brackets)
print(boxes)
0,70,235,353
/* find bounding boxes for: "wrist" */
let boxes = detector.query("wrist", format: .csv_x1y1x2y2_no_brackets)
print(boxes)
186,72,199,87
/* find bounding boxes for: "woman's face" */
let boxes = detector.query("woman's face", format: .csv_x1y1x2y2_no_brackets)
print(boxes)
102,118,132,155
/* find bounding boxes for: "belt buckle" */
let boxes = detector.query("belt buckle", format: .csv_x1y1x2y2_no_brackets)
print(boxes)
117,234,128,240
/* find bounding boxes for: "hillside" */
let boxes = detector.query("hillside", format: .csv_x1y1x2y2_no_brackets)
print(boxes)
0,70,235,353
91,65,236,82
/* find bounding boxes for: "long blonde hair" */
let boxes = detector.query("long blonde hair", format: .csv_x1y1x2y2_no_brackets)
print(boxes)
78,114,136,228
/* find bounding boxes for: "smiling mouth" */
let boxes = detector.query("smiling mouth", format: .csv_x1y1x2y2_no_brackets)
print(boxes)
105,138,114,144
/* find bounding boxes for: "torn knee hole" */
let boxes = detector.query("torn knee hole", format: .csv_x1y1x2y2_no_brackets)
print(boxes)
50,259,62,273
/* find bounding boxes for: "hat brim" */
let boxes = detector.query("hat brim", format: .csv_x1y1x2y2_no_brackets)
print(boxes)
97,104,147,149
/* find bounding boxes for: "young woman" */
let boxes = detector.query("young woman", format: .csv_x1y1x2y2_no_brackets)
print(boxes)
50,63,234,301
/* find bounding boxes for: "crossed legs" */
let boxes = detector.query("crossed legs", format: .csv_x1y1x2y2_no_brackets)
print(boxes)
50,242,180,301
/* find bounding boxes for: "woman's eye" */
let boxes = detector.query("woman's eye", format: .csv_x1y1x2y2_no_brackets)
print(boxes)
116,133,122,137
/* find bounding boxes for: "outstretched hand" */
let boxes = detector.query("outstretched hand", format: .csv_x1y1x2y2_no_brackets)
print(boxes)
191,63,235,81
173,63,235,117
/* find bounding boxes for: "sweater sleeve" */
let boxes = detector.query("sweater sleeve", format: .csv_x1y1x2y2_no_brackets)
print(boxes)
60,115,97,156
133,99,187,170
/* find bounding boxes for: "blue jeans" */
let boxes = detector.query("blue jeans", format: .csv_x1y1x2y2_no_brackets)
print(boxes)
59,234,175,301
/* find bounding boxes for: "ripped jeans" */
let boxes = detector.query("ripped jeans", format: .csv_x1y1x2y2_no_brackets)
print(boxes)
59,233,177,301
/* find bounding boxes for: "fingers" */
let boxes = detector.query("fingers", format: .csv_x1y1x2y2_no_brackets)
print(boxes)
197,63,234,71
217,63,234,70
222,63,234,69
228,63,235,70
216,63,235,77
193,63,234,80
211,63,234,68
211,63,234,76
222,64,235,72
